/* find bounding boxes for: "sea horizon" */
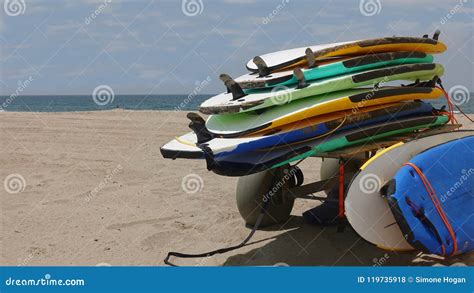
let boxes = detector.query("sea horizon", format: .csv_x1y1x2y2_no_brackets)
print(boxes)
1,93,473,114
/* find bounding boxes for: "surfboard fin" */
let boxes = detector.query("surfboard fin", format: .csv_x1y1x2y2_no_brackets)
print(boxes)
186,112,214,144
432,30,441,40
253,56,271,77
294,68,309,89
403,76,438,88
219,74,247,101
305,48,316,68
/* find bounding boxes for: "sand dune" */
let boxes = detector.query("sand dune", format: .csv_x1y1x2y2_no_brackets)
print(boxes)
1,110,472,266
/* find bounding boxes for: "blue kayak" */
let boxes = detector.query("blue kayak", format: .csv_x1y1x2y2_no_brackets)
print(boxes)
388,136,474,256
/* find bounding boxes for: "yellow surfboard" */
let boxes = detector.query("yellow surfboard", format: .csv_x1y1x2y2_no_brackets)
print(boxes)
247,35,447,74
206,87,444,138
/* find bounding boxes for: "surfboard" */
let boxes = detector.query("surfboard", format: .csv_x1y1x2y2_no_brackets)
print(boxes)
205,86,443,137
344,131,474,251
160,102,434,160
246,35,446,74
237,52,433,90
387,136,474,256
199,63,444,115
209,115,449,176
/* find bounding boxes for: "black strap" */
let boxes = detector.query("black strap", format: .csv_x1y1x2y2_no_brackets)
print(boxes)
164,200,269,266
406,197,444,249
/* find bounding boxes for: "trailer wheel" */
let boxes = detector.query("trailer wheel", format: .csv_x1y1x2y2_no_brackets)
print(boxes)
236,166,296,227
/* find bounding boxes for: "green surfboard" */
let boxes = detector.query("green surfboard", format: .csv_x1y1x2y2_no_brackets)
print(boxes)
271,115,449,169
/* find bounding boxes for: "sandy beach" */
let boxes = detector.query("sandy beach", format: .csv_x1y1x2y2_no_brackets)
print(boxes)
1,110,473,266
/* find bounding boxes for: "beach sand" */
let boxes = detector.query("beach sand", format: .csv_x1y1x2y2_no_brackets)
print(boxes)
1,110,473,266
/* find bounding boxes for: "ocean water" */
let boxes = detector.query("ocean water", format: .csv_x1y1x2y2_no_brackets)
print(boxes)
0,95,212,112
0,94,473,113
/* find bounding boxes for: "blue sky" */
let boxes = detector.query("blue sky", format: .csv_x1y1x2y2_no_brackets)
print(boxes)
0,0,473,95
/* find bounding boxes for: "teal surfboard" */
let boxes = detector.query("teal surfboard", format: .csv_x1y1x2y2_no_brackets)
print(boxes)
199,63,444,115
237,52,434,90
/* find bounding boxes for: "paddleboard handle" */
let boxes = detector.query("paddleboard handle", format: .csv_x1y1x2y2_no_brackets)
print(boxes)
253,56,271,77
219,74,247,101
186,112,214,144
294,68,309,89
305,48,316,68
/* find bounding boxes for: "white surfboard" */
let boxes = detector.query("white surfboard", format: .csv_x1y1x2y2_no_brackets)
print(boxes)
160,132,261,159
345,130,474,251
245,36,446,73
245,41,353,72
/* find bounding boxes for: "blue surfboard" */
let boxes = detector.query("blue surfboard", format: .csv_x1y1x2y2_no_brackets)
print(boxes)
161,102,434,161
388,136,474,256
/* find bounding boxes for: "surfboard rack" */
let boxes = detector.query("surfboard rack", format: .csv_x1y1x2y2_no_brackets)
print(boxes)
294,68,309,89
220,74,247,101
253,56,271,77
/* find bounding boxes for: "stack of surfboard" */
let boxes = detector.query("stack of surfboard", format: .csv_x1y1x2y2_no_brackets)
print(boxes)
161,32,452,177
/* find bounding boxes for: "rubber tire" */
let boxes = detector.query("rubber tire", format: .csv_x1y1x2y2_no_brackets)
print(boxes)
319,155,366,196
236,166,295,227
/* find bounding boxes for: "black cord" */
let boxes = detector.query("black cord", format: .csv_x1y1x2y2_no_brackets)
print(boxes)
164,200,269,266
